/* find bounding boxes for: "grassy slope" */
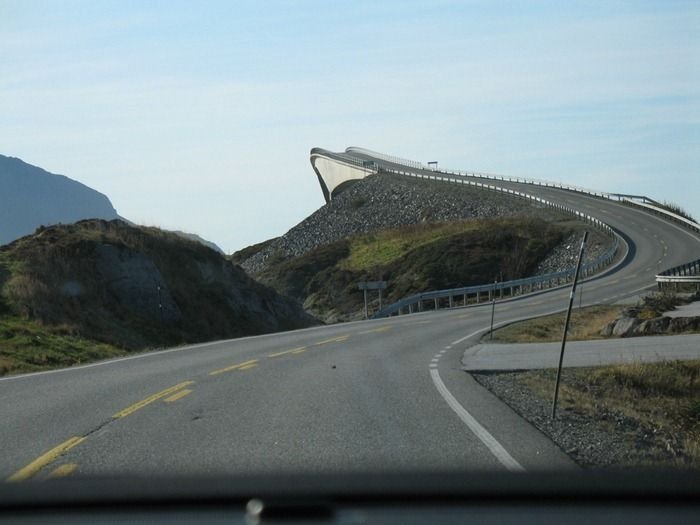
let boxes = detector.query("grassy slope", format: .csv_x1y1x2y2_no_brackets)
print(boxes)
0,317,127,375
0,220,314,376
258,216,573,322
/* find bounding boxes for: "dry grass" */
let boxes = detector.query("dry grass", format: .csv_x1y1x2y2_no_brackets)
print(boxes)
517,360,700,467
489,305,625,343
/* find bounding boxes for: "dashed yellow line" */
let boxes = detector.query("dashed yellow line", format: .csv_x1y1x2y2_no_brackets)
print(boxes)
239,363,257,371
449,314,471,320
209,360,257,376
314,335,349,345
48,463,78,479
268,346,306,358
113,381,194,418
163,389,192,403
6,437,85,482
413,320,432,325
359,325,392,335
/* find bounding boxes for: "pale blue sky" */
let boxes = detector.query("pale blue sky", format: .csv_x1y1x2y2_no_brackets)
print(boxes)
1,1,698,252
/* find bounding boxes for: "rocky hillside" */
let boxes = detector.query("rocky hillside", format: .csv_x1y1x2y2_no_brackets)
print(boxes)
237,173,545,275
0,154,120,245
234,172,611,323
0,220,316,352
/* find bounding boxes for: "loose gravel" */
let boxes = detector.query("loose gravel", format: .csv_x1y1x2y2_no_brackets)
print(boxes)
473,369,688,468
241,172,611,275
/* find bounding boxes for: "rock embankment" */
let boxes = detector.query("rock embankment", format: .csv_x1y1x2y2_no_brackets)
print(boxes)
534,230,612,276
241,173,562,275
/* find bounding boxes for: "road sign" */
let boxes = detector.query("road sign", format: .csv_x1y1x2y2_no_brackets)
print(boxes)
357,281,387,291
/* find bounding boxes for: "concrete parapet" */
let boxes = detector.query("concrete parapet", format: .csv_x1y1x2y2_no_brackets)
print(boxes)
310,148,377,203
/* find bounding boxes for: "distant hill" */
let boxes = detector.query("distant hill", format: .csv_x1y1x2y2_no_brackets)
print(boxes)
0,220,317,360
0,154,119,246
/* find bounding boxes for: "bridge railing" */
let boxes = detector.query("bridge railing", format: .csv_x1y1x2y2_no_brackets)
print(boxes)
371,167,622,318
344,148,700,234
311,147,379,172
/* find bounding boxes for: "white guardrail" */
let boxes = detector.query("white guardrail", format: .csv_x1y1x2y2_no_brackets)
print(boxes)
656,258,700,291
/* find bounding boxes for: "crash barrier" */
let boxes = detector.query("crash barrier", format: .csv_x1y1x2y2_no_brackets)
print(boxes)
656,258,700,292
372,168,621,318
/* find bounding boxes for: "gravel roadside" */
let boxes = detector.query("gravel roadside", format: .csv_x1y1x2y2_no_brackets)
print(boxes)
472,369,689,468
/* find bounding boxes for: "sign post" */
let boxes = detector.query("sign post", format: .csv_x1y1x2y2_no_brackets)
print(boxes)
358,281,388,319
551,231,588,419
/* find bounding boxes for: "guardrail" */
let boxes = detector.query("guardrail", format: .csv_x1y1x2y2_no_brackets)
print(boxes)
372,167,622,318
621,199,700,234
311,147,379,172
656,258,700,291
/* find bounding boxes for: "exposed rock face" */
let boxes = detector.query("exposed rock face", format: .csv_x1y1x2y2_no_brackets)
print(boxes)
0,154,119,245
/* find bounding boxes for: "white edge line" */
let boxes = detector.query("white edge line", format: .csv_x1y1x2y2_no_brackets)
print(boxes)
430,368,524,472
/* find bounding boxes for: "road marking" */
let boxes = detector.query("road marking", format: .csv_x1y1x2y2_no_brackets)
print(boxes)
209,360,257,376
430,369,525,472
268,347,306,358
529,301,544,306
359,325,392,335
48,463,77,479
450,313,471,320
623,274,638,280
239,363,257,371
431,358,439,363
413,320,432,325
314,335,349,345
113,381,194,417
163,389,192,403
6,437,85,482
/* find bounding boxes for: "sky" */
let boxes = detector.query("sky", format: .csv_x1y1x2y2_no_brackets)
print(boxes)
1,1,698,253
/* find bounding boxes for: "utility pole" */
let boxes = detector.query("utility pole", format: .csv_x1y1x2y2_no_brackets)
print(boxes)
552,231,588,419
490,279,497,340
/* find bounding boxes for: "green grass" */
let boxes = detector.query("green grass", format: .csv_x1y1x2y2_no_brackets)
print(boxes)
341,221,481,271
0,316,128,376
489,305,625,343
516,360,700,466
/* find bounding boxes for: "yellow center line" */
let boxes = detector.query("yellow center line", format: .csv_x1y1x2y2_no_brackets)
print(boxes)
268,346,306,358
413,320,432,325
48,463,78,479
6,437,85,482
238,363,257,370
209,359,258,376
163,389,193,403
314,335,349,345
359,325,392,335
112,380,194,418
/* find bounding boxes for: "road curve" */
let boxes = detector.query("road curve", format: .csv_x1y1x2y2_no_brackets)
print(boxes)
2,151,699,480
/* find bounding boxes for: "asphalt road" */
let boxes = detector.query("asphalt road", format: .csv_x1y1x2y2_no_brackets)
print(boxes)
2,155,699,481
